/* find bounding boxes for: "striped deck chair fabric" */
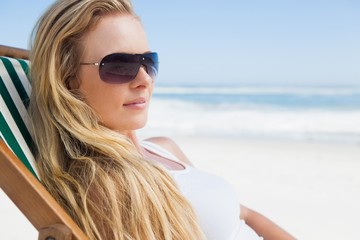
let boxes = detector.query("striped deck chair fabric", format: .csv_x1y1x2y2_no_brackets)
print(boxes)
0,56,39,178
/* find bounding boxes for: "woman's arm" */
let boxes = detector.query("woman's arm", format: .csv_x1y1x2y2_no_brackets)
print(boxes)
240,205,296,240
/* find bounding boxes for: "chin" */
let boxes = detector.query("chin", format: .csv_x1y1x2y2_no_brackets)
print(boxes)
133,120,148,130
103,119,148,133
126,116,148,131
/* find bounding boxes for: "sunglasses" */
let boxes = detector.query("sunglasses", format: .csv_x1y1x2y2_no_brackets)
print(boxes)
80,52,159,84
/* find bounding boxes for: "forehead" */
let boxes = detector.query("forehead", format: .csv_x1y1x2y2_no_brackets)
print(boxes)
80,14,149,60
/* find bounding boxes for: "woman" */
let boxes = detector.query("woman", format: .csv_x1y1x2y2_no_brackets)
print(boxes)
29,0,295,239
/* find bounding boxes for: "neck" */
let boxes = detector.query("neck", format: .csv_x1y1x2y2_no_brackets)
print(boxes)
124,130,142,152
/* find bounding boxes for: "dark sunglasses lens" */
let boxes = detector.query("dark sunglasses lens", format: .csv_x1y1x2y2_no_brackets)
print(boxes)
99,53,159,83
99,55,139,83
144,64,158,79
143,53,159,79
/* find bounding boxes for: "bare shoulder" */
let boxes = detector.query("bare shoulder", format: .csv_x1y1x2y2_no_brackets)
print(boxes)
145,136,194,166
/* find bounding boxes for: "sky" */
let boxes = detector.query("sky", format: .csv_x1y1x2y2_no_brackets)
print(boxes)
0,0,359,87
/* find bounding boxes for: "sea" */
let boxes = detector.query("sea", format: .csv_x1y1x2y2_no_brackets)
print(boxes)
139,85,360,144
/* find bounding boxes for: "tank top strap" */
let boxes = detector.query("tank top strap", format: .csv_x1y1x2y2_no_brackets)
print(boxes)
140,140,184,165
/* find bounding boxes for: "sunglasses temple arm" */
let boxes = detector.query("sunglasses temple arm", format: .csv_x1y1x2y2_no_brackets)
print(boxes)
80,62,100,66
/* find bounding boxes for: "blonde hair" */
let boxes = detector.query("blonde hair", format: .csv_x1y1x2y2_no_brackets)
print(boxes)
29,0,204,239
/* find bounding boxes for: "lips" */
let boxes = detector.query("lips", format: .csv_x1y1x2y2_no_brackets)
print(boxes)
123,97,147,109
124,98,146,106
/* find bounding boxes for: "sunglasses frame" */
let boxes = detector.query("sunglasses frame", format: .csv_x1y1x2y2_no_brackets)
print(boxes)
80,52,159,84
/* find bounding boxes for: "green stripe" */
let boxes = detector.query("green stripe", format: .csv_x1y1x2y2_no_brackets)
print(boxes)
18,59,30,78
0,112,37,177
16,58,31,110
0,57,30,109
18,59,31,108
0,75,34,155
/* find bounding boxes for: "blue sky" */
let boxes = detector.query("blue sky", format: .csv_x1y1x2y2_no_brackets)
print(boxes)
1,0,359,87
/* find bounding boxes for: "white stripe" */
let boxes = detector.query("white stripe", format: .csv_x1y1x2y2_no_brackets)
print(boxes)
0,59,32,133
0,96,40,178
6,57,31,97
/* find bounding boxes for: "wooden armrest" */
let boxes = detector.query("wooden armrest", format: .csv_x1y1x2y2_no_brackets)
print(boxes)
0,45,29,59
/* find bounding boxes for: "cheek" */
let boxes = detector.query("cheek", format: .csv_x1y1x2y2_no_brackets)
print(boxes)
77,68,124,118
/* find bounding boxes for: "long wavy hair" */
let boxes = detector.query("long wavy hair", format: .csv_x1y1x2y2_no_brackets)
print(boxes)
29,0,204,239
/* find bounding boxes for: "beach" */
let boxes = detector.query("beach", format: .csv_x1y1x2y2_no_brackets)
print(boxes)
1,136,360,239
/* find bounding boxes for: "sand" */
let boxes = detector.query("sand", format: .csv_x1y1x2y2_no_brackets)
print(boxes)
1,137,360,239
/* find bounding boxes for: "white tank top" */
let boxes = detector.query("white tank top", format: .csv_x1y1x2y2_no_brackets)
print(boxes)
141,141,263,240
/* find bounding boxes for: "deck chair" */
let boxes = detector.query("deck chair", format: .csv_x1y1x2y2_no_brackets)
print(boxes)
0,45,88,240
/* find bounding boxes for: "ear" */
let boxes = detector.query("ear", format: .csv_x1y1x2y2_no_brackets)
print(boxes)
67,76,80,90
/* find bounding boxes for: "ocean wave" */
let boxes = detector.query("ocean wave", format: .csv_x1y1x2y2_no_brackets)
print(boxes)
152,85,360,111
140,98,360,144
